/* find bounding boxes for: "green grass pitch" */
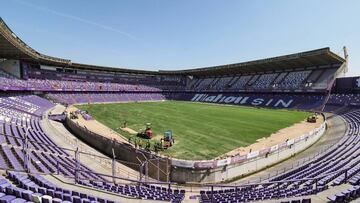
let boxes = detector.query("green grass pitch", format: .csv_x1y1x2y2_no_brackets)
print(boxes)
76,101,310,160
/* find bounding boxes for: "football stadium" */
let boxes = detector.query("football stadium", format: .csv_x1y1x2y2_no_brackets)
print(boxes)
0,2,360,202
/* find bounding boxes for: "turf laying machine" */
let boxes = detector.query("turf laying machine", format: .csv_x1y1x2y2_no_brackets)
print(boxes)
137,123,153,139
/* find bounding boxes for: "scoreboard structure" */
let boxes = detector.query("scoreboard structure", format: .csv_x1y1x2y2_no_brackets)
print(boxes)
333,76,360,93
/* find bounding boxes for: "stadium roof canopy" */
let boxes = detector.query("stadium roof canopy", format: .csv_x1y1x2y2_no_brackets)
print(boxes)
0,17,345,76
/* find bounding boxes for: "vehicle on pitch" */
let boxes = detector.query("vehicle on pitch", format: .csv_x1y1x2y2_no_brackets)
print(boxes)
137,123,153,139
161,131,175,149
307,115,317,123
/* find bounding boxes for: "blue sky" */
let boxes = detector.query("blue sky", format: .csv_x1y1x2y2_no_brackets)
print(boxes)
1,0,359,76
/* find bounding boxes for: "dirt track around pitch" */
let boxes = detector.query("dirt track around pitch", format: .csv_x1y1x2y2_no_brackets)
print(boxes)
68,106,129,143
219,116,324,159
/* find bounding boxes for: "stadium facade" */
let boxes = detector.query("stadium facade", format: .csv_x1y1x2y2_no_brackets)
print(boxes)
1,16,360,202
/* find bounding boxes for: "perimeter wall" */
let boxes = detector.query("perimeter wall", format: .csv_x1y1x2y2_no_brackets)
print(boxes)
65,117,171,182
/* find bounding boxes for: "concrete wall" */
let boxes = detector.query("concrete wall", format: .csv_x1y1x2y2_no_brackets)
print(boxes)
170,122,326,183
65,117,171,182
0,59,20,78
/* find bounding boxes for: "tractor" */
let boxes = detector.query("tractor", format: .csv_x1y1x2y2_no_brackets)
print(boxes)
161,131,175,149
137,123,153,139
307,115,317,123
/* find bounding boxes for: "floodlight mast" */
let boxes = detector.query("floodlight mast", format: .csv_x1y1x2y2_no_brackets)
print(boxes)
319,46,348,112
343,46,348,74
